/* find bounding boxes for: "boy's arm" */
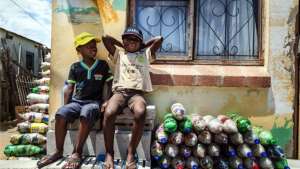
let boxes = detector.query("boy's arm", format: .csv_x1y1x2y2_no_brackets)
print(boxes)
102,35,124,56
64,84,74,105
143,36,164,54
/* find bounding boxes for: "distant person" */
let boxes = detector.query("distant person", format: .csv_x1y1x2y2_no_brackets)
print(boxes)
102,27,163,169
37,32,112,169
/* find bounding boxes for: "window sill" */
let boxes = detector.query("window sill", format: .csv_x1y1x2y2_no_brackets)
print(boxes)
150,65,271,88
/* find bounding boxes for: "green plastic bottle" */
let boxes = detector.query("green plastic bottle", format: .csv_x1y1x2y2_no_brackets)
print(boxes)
258,130,277,145
4,145,44,157
163,113,177,133
179,117,192,134
31,87,40,94
274,158,290,169
227,112,252,133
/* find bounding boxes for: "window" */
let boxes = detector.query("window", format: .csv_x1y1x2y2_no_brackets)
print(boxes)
26,51,34,72
129,0,262,65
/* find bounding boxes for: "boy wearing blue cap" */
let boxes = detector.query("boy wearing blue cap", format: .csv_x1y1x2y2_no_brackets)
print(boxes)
37,32,113,169
102,27,163,169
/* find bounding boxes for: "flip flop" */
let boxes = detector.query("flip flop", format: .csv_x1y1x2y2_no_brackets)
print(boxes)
103,162,114,169
37,154,63,168
62,155,82,169
125,161,137,169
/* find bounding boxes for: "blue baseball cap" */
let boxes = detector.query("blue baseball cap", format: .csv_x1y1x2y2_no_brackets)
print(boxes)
122,26,143,41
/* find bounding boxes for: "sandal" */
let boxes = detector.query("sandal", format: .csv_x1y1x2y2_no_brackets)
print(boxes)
62,154,82,169
125,161,137,169
103,162,114,169
37,154,63,168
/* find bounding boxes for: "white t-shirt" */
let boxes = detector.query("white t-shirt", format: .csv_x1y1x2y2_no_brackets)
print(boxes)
111,47,153,92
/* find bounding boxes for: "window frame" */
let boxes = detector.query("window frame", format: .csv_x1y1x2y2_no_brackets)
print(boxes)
127,0,264,66
25,51,34,72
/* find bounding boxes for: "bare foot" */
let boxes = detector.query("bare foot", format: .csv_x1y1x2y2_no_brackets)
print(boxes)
37,151,63,168
104,153,114,169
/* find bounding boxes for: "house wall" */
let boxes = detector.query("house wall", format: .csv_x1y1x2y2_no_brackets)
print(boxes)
50,0,299,158
0,29,41,75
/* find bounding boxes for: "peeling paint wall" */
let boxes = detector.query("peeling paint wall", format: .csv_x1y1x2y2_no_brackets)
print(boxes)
50,0,299,158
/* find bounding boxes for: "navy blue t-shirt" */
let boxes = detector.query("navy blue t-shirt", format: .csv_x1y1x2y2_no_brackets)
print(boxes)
67,59,113,101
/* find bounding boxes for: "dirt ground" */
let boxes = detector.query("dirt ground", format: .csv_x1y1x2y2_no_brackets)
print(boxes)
0,120,18,160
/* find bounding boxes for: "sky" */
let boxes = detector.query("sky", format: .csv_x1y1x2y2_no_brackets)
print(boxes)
0,0,52,47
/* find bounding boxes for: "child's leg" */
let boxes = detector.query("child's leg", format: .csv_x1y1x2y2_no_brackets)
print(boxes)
63,102,100,169
74,103,100,155
103,93,125,166
37,102,81,168
127,95,146,163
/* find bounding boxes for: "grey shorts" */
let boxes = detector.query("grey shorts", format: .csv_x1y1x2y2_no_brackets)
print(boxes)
55,98,101,127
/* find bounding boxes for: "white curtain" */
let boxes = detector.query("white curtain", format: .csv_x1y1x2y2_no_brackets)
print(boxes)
136,0,188,57
197,0,258,59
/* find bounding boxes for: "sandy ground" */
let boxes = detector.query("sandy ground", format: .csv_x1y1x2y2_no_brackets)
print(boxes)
0,120,18,160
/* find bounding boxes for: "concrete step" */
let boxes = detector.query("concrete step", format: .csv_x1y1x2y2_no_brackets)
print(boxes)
47,130,152,161
0,157,151,169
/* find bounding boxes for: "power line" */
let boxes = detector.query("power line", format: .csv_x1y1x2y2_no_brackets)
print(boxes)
9,0,50,32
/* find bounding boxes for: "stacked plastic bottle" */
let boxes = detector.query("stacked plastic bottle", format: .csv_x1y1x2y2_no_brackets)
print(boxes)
4,53,51,158
151,103,290,169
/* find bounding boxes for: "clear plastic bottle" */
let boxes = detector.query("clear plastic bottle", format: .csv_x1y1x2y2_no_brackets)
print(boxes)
230,133,244,145
208,143,220,157
237,144,253,158
164,144,178,158
199,156,213,169
198,130,212,144
214,132,228,144
252,144,267,158
229,157,244,169
193,143,206,158
259,157,274,169
187,156,200,169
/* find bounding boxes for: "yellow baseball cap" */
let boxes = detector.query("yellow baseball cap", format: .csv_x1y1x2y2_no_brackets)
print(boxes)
74,32,101,48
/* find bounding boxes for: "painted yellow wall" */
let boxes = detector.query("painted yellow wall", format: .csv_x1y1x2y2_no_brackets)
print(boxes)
50,0,299,157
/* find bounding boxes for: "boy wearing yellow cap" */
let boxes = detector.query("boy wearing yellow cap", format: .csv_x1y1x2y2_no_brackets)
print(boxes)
37,32,112,169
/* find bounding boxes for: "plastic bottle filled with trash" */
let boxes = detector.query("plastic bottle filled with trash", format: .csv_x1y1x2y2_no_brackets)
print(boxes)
171,103,186,121
224,145,237,157
151,141,164,161
252,144,268,158
187,156,200,169
230,132,244,145
4,145,44,157
180,145,192,158
259,157,274,169
172,157,185,169
222,118,238,134
159,155,171,169
17,121,31,133
179,117,193,134
208,143,220,157
203,115,215,123
169,131,183,145
184,132,198,147
34,77,50,85
165,144,178,158
155,124,168,144
214,132,228,144
163,113,178,133
20,112,48,124
274,158,290,169
198,130,212,144
243,158,260,169
199,156,213,169
208,118,223,133
237,144,253,158
31,86,50,94
214,157,229,169
267,145,285,159
244,130,260,145
29,103,49,113
193,143,206,158
10,133,46,145
30,123,48,134
191,114,207,132
27,93,49,104
227,112,252,133
257,130,277,146
228,157,244,169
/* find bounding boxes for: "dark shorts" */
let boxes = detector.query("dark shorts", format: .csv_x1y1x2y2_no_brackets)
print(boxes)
110,89,146,112
55,98,101,126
